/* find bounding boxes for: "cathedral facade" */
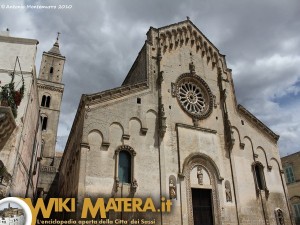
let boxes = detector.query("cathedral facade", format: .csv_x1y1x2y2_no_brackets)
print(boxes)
58,20,293,225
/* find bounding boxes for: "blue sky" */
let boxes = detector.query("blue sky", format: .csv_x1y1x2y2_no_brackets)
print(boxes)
0,0,299,156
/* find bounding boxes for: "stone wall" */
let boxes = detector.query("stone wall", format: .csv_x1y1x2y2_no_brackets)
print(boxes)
58,20,293,225
0,35,42,198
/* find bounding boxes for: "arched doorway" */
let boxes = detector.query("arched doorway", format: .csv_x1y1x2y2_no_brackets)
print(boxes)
182,153,223,225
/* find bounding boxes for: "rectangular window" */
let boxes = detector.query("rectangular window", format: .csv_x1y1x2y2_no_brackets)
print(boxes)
285,165,295,183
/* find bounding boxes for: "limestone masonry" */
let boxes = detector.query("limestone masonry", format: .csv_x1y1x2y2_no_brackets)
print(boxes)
55,19,294,225
0,19,295,225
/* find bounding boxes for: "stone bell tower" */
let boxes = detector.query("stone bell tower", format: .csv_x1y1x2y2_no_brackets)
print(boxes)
37,33,65,198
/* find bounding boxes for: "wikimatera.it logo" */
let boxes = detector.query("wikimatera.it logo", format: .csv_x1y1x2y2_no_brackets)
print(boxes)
21,197,172,224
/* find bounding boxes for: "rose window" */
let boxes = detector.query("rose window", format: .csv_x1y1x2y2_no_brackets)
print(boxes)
178,82,205,113
176,74,213,119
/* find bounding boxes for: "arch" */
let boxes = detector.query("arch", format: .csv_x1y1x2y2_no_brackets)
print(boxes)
129,118,142,139
182,152,222,225
182,152,224,182
231,126,244,149
243,136,256,157
146,109,158,116
40,114,48,131
88,129,103,149
129,117,142,128
115,144,136,155
290,196,300,202
270,157,283,171
146,110,158,146
109,122,124,144
41,93,51,108
109,122,124,134
256,146,272,170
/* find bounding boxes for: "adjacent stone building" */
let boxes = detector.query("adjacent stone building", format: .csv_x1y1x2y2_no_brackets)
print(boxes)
282,151,300,225
0,31,65,199
0,30,42,198
58,19,294,225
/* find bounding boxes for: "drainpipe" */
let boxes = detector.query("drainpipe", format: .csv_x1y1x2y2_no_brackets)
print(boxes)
156,30,164,225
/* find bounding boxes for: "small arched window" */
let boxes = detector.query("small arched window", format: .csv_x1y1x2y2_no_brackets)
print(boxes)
255,164,264,190
41,115,48,131
118,151,131,183
50,67,54,74
41,95,51,108
41,95,46,107
115,145,136,187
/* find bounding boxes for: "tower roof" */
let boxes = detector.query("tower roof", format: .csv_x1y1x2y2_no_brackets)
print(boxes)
48,32,62,56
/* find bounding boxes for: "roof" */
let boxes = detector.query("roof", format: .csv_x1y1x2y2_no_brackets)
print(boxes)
0,35,38,45
48,40,62,56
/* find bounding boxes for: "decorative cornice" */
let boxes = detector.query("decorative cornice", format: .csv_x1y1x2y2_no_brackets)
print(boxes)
238,104,279,142
86,82,149,106
154,20,228,73
176,123,217,134
115,145,136,156
37,83,64,93
43,51,66,60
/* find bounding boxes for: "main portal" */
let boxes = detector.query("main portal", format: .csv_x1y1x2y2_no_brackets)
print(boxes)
192,188,214,225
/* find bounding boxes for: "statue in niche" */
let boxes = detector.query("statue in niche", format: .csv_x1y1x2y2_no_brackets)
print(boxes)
131,179,138,193
169,176,177,199
225,180,232,202
275,208,285,225
169,180,176,199
197,166,203,185
189,62,195,74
